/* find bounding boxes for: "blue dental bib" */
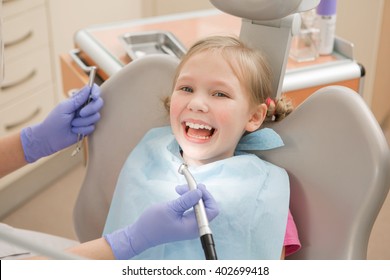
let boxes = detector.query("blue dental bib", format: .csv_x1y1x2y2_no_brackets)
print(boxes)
103,126,289,259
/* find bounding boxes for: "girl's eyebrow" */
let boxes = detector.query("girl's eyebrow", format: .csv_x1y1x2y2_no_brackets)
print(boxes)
177,74,235,87
176,74,193,82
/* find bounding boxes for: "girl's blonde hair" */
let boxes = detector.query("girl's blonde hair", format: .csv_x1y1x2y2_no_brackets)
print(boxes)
164,35,293,122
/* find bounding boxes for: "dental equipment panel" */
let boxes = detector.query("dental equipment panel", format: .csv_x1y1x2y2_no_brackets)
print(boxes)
71,66,97,157
178,163,217,260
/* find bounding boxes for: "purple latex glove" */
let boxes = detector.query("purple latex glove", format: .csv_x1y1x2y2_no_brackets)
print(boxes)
20,84,103,162
104,184,219,260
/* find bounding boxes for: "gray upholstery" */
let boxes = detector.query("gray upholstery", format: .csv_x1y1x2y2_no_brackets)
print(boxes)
73,54,390,259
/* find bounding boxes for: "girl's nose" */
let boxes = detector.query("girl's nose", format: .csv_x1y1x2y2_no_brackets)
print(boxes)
187,93,209,112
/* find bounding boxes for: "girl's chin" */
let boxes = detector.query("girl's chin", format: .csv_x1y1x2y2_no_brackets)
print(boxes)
182,151,211,164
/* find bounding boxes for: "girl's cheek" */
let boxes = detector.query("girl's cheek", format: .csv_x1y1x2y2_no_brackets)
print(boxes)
169,98,181,121
213,106,231,125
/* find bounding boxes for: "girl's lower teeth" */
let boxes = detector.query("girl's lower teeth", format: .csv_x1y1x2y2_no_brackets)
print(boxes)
188,133,210,140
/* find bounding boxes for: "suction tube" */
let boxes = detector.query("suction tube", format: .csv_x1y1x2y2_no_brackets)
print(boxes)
178,163,217,260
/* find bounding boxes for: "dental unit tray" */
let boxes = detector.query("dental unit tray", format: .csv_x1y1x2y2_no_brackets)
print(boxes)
119,30,186,60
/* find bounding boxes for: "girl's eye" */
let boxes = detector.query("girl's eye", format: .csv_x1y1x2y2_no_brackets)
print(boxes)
181,86,193,93
213,91,228,98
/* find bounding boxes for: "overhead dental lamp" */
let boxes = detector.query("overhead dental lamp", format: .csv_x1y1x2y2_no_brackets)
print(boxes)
209,0,320,99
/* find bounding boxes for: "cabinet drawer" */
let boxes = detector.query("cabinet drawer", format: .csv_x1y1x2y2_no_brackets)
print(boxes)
0,46,53,106
2,0,45,18
0,86,55,137
3,6,49,61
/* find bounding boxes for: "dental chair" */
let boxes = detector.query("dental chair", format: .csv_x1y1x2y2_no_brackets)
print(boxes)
73,53,390,259
73,0,390,260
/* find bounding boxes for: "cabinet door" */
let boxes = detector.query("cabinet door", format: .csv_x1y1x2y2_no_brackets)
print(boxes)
3,6,50,61
2,0,45,18
0,86,55,137
0,47,53,106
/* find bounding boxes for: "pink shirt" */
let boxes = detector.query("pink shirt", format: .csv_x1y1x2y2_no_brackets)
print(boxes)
284,210,301,257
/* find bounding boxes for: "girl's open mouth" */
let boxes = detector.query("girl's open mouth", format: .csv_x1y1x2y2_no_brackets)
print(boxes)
184,121,216,140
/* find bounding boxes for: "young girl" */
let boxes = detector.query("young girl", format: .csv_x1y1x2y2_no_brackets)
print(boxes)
103,35,300,259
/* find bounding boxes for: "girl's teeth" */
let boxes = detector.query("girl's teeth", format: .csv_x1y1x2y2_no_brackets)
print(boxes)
185,121,212,130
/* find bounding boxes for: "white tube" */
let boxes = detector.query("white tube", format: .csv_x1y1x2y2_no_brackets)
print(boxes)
316,0,337,55
0,229,84,260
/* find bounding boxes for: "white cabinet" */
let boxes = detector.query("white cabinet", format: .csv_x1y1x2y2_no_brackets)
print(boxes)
0,0,57,191
0,0,143,216
1,0,56,131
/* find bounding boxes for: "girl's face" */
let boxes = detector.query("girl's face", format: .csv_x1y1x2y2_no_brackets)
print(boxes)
170,51,266,166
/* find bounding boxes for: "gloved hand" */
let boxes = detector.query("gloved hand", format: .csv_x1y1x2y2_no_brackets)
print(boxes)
20,84,103,162
104,184,219,260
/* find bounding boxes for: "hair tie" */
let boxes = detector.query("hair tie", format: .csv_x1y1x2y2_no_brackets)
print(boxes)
266,97,277,119
265,97,275,108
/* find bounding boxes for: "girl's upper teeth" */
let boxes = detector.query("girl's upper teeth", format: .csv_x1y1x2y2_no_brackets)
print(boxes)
186,122,212,130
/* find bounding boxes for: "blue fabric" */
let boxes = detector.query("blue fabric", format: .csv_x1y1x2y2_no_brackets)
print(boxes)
103,126,290,259
236,128,284,152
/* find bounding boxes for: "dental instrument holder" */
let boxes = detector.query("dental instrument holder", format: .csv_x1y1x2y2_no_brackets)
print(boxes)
209,0,320,99
71,66,97,157
178,164,217,260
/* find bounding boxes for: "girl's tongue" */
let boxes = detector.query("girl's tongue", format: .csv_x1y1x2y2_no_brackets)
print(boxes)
185,122,215,139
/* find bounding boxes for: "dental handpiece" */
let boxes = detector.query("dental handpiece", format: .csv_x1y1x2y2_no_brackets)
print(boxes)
178,163,218,260
85,66,97,100
71,66,97,157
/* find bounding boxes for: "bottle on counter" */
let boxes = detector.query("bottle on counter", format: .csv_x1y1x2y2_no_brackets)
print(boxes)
289,8,320,62
316,0,337,55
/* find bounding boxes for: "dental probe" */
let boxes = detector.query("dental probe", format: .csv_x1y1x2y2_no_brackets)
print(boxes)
71,66,97,157
178,163,218,260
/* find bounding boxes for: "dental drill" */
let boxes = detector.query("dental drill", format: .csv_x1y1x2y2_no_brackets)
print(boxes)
71,66,97,157
178,163,217,260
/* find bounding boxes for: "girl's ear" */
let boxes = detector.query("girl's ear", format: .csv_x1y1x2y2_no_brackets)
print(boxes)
245,103,267,132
